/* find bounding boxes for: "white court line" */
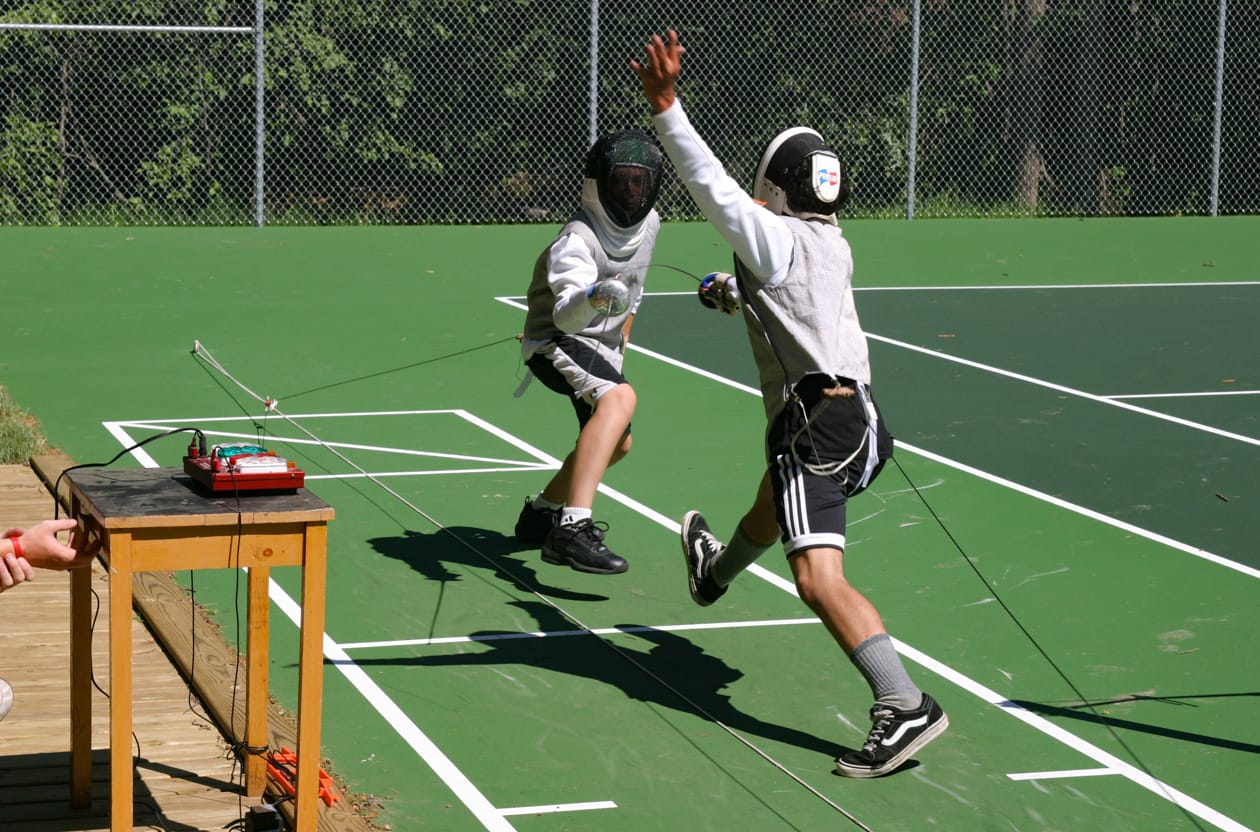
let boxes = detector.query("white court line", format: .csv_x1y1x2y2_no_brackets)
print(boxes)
305,467,551,480
499,801,617,816
1109,389,1260,399
110,411,1255,832
866,332,1260,448
264,579,521,832
118,413,545,467
112,327,1258,832
338,617,820,651
898,440,1260,581
1007,768,1119,781
893,640,1252,832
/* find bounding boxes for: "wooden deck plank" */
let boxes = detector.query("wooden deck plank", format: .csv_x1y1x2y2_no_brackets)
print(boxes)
0,462,376,832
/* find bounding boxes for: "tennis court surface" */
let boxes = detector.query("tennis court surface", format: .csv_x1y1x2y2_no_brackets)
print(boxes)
2,217,1257,831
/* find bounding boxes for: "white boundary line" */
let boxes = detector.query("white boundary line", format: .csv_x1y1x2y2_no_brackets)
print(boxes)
338,617,821,651
865,333,1260,448
897,440,1260,580
499,801,617,816
111,285,1260,831
1007,768,1119,781
109,404,1254,832
1110,390,1260,399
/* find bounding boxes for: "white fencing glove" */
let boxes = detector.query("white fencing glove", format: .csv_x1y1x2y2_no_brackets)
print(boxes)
698,272,741,315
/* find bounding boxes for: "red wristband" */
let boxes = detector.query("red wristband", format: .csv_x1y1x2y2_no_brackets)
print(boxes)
6,534,21,560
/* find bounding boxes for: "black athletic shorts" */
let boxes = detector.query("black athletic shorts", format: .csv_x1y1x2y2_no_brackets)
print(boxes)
765,374,894,555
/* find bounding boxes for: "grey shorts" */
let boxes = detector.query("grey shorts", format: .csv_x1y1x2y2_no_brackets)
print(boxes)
526,335,627,428
765,375,894,556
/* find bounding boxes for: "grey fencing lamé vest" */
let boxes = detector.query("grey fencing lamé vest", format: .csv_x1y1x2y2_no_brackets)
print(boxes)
522,210,659,351
734,217,871,423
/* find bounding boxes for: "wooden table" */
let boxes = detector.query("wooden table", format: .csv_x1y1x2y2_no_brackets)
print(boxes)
64,467,334,832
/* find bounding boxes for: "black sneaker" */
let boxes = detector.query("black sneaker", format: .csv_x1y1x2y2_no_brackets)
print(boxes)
834,693,949,778
541,519,628,574
515,498,559,544
680,510,727,606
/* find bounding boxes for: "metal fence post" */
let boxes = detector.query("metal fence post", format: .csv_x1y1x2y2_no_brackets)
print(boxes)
906,0,921,220
588,0,600,148
255,0,266,227
1210,0,1227,217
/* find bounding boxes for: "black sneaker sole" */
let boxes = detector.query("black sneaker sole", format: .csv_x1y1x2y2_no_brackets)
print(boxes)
540,548,628,574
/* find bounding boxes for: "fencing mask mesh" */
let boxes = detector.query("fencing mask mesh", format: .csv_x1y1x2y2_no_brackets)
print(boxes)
585,129,664,228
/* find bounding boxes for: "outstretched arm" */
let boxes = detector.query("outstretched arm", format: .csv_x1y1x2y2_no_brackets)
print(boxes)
3,518,97,571
2,518,98,593
630,29,685,115
631,30,793,285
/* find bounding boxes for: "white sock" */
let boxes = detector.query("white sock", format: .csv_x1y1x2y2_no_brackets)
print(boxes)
560,507,592,527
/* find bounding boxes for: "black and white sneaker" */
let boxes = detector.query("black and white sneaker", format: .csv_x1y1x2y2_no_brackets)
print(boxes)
834,693,949,778
541,519,628,574
680,510,727,606
514,498,560,544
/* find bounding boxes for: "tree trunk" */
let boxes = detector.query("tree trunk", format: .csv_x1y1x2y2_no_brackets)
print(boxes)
1010,0,1047,211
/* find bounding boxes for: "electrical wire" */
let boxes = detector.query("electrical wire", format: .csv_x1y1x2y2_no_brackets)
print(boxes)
655,259,1194,826
891,455,1208,831
191,339,876,831
50,428,254,826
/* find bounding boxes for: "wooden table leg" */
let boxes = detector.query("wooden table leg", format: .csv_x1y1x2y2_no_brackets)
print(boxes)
70,561,93,807
108,532,135,832
246,564,271,796
294,523,328,832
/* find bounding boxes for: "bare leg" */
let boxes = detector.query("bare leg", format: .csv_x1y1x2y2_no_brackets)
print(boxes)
562,383,636,510
541,418,632,506
789,547,886,654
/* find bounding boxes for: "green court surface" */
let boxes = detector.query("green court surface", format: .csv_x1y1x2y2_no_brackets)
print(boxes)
2,217,1258,831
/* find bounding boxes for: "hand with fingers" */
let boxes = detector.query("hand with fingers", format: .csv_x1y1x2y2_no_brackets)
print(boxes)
1,518,99,593
630,29,686,115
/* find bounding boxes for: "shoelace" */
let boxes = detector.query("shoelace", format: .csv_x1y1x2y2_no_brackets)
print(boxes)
689,529,723,565
575,520,610,549
699,531,721,559
861,708,897,750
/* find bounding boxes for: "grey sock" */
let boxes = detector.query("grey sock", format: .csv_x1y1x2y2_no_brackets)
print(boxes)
850,633,922,712
711,523,772,586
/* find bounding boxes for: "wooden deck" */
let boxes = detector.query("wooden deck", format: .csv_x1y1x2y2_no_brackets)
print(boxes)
0,461,376,832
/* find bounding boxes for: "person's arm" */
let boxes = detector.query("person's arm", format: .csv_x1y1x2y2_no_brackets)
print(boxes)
547,233,607,333
0,544,35,593
3,518,95,571
632,30,794,287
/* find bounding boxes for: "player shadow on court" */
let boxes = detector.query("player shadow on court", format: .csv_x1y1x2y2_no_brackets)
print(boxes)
1011,694,1260,754
352,598,845,759
367,526,612,603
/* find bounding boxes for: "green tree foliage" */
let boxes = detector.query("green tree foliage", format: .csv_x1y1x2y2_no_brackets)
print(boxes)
0,0,1256,224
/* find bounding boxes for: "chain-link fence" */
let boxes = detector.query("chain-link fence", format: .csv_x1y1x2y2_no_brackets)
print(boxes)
2,0,1256,226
